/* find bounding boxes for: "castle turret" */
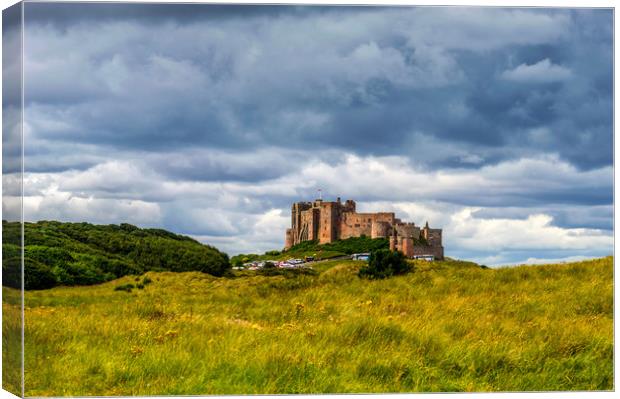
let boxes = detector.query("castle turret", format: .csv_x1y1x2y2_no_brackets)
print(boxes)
343,199,356,212
284,229,293,250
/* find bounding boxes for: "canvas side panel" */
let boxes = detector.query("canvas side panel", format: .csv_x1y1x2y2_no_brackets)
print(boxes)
2,2,24,397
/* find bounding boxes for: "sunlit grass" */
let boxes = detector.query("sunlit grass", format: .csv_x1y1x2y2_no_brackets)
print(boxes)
2,286,22,396
17,256,613,395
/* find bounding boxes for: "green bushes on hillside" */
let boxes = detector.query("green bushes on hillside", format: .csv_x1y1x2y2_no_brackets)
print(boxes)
290,236,389,255
359,249,411,279
2,220,230,290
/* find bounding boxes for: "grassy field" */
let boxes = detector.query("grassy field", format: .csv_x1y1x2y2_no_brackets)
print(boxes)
4,256,613,395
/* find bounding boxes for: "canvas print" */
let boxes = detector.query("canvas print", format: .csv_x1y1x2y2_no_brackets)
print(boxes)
1,2,614,396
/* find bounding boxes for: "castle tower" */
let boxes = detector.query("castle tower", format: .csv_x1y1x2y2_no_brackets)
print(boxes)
318,201,339,244
284,229,293,249
371,221,390,239
401,237,414,257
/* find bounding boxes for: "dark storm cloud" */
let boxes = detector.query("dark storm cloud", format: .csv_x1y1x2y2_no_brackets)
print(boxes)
3,2,22,109
24,3,308,26
2,2,23,180
24,5,612,173
2,1,21,31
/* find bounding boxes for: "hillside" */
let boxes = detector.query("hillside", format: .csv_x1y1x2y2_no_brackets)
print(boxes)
1,220,230,289
4,256,612,395
231,236,390,265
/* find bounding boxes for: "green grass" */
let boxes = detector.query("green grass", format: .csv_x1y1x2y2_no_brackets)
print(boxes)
2,287,22,396
14,256,613,395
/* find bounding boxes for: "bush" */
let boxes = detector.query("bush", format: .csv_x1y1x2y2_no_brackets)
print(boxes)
114,283,135,292
2,257,22,289
3,257,59,290
24,258,58,290
263,261,277,269
359,249,411,279
259,267,318,278
142,276,152,285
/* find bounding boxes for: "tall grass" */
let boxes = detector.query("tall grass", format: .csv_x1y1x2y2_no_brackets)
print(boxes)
2,287,22,396
14,256,613,395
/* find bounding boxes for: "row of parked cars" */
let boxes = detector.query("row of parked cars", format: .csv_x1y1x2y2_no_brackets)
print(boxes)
236,257,313,271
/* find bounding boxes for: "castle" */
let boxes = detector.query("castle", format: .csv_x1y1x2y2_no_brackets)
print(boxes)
284,198,444,259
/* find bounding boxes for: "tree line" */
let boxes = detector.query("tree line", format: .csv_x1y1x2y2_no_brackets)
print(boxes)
2,220,230,290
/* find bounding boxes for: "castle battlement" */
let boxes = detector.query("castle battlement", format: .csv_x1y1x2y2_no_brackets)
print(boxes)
284,198,444,259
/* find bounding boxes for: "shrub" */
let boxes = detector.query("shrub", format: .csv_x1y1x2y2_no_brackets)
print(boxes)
259,267,318,278
359,249,411,279
3,257,58,290
2,257,22,289
24,258,58,290
114,283,135,292
142,276,153,285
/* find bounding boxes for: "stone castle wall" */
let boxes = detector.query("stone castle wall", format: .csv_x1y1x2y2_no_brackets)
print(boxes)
395,223,420,240
411,244,444,259
371,221,391,239
340,212,395,239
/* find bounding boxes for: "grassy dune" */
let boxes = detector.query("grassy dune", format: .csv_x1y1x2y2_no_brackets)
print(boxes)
9,256,614,395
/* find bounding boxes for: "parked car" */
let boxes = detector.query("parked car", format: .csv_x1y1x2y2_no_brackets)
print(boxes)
351,253,370,261
413,255,434,261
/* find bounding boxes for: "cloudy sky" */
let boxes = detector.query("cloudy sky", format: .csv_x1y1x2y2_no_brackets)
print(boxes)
2,3,613,265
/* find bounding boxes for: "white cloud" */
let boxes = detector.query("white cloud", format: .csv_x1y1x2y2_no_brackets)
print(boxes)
23,185,161,226
447,208,612,252
187,208,289,254
501,58,572,83
357,200,454,229
519,255,599,266
60,161,155,194
278,153,611,207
